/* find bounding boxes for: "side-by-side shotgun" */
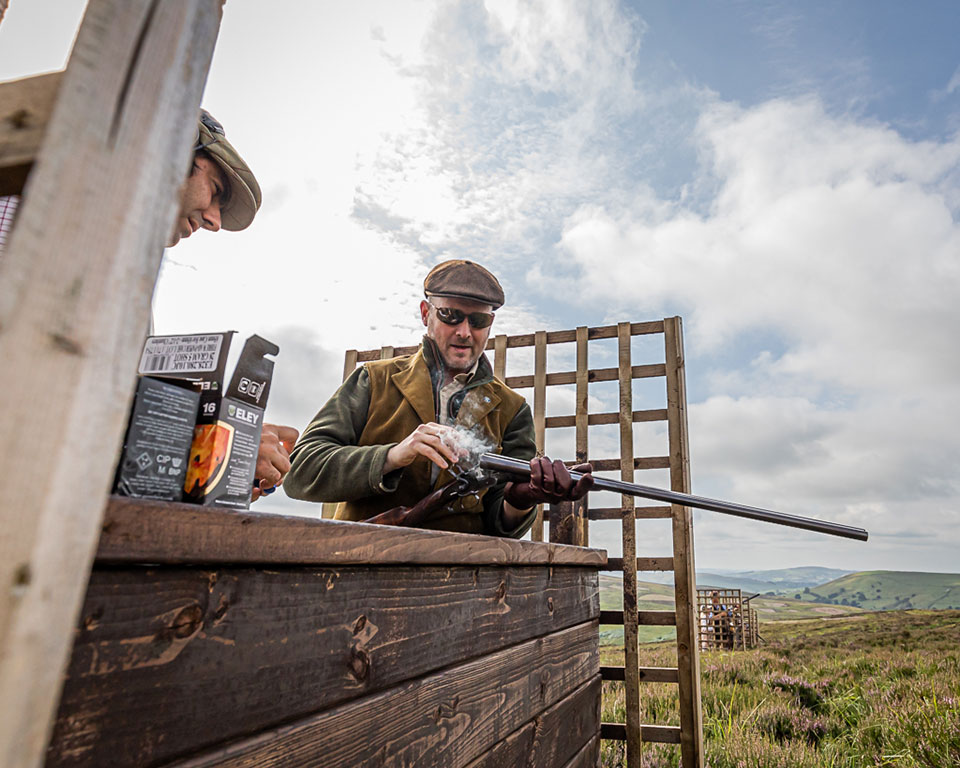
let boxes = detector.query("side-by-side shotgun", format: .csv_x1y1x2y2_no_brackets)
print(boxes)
478,453,869,542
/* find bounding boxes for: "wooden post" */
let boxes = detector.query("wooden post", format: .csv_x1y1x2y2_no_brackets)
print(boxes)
664,316,704,768
342,349,359,382
531,329,547,541
574,325,589,547
493,333,507,381
548,501,575,545
0,2,223,766
617,322,642,765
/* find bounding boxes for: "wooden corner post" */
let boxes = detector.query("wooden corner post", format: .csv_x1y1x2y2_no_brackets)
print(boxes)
664,316,705,768
0,1,224,766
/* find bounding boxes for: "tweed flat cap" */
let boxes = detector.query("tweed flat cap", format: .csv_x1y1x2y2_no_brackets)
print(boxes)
424,260,505,309
195,110,262,232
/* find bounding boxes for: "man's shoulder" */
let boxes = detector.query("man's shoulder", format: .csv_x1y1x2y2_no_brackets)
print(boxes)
485,375,526,411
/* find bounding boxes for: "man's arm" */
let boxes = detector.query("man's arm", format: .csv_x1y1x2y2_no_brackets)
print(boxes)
284,367,401,502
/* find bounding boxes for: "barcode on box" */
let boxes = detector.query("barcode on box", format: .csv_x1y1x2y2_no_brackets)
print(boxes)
139,334,224,375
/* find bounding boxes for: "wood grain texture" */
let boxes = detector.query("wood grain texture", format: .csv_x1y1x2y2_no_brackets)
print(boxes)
48,565,599,767
531,329,547,541
588,506,672,520
95,497,606,567
545,408,667,428
0,3,223,766
574,325,590,546
0,71,61,195
599,610,676,627
164,621,599,768
616,321,642,766
504,363,665,390
559,735,600,768
664,316,704,768
601,723,681,745
606,557,675,572
493,333,507,381
463,677,600,768
601,666,679,684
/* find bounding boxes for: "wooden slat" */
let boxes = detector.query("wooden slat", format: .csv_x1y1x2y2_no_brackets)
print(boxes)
48,566,599,767
664,316,705,768
463,677,600,768
0,72,62,196
504,363,665,390
599,610,676,627
0,4,224,766
379,345,394,359
545,408,667,428
601,666,679,683
493,333,507,381
96,498,606,567
601,723,682,744
531,330,547,542
616,322,642,766
559,735,600,768
588,456,671,472
606,557,674,572
549,500,575,545
351,321,668,363
574,325,589,547
342,349,358,382
588,506,673,520
163,621,599,768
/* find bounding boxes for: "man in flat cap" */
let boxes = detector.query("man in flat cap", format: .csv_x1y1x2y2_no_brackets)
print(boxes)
163,110,297,500
285,259,593,538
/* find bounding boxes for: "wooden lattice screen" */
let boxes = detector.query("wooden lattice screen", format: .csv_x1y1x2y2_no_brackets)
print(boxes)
697,588,761,651
339,317,704,767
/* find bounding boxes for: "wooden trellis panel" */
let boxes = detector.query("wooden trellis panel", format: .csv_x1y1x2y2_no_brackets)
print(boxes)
697,588,761,651
343,316,704,767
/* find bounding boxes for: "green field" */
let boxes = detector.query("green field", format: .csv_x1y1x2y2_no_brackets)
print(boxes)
599,575,863,646
600,610,960,767
798,571,960,611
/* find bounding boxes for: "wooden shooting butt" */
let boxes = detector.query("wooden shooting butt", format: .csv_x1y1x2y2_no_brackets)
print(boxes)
45,498,605,768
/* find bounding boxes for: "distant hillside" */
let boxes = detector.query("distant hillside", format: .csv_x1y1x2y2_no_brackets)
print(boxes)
798,570,960,610
624,566,853,594
598,575,862,646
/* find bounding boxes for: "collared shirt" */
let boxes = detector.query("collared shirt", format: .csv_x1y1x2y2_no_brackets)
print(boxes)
437,358,480,426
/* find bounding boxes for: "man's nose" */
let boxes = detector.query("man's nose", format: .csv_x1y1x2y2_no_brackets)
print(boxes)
454,318,472,336
202,201,222,232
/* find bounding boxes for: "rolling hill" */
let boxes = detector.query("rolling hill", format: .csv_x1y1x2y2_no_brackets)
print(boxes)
797,570,960,610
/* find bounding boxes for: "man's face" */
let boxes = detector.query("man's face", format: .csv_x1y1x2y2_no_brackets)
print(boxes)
420,296,494,373
167,154,229,247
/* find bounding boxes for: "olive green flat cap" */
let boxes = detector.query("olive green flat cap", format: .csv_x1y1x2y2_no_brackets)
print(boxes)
196,109,261,232
424,260,505,309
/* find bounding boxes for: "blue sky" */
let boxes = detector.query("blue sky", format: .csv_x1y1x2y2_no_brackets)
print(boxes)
2,1,958,572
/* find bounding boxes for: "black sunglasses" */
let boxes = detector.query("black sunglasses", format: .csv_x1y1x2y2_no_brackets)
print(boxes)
429,302,495,329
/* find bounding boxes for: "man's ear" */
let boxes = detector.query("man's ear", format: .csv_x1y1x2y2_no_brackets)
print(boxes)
419,300,430,327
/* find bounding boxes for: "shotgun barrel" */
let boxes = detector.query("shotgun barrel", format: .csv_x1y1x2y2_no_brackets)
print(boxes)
478,453,869,542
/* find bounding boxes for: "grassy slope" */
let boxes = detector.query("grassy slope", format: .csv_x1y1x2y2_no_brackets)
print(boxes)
599,575,862,646
600,610,960,767
800,570,960,610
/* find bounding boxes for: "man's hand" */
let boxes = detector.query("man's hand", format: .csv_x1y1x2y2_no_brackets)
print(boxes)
252,424,299,502
504,458,594,511
383,422,463,474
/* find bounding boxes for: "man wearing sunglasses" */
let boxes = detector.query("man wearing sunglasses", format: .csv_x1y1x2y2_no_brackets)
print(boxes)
285,259,593,538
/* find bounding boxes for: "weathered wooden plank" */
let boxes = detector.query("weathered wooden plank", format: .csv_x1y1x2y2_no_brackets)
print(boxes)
574,325,590,547
96,497,607,567
588,506,673,520
616,322,642,766
606,557,674,572
463,676,600,768
664,315,704,768
549,501,575,545
48,566,599,768
545,408,667,428
164,621,599,768
342,349,358,382
531,329,547,541
599,610,676,627
0,3,224,766
380,345,395,359
601,666,679,683
493,333,507,381
587,456,671,472
504,364,665,390
559,735,600,768
0,72,62,196
601,723,682,744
